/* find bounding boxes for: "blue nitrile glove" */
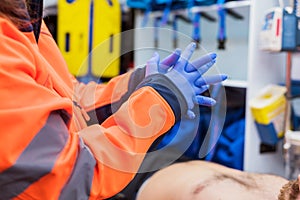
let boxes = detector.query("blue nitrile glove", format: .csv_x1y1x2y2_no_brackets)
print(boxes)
147,43,227,119
146,48,182,76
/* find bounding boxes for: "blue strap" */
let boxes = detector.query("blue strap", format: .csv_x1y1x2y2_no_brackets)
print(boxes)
154,17,160,48
172,15,178,48
160,0,173,26
217,0,226,49
192,13,201,47
141,7,151,27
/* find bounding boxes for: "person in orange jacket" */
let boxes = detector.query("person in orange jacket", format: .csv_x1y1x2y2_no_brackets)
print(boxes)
0,0,227,199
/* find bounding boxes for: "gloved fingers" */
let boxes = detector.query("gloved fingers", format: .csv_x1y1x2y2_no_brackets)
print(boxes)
181,69,202,83
159,48,181,73
186,109,196,119
186,53,217,72
197,59,216,75
194,74,227,87
186,58,215,75
174,43,196,70
194,84,209,94
145,52,160,76
194,95,216,106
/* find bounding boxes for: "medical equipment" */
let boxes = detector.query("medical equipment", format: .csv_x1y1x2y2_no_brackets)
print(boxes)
284,80,300,180
259,0,300,52
284,130,300,180
249,85,287,146
127,0,246,50
58,0,90,78
92,0,121,80
57,0,121,83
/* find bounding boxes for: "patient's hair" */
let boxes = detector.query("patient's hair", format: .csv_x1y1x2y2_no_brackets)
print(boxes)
278,179,300,200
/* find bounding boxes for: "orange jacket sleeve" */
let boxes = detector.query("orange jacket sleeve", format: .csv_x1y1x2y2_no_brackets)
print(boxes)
0,18,177,200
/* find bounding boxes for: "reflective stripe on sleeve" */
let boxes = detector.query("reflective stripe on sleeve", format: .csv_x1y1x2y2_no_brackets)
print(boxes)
0,112,69,199
59,138,96,200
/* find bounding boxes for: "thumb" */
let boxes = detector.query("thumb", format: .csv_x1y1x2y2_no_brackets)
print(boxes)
160,49,181,73
146,52,160,76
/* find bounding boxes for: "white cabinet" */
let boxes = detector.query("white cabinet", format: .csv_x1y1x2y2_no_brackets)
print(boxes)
244,0,287,176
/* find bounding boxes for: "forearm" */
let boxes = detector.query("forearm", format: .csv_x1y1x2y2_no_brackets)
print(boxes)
79,86,176,198
74,68,146,125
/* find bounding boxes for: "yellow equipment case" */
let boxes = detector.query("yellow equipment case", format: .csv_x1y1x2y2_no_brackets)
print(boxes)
57,0,121,81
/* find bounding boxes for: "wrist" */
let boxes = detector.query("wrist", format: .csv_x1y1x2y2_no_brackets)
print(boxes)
137,74,188,121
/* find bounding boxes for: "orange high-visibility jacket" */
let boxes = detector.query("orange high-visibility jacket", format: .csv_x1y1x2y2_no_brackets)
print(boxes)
0,17,183,199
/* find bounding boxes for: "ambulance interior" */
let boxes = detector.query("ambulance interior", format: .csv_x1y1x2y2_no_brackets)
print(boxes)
42,0,300,199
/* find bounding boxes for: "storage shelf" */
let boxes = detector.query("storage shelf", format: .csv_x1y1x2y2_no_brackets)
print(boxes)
190,0,251,13
150,0,251,18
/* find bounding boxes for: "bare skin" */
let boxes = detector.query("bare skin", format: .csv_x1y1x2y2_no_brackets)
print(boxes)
136,160,289,200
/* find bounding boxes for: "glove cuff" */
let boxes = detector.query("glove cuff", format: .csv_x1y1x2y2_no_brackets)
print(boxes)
137,74,188,121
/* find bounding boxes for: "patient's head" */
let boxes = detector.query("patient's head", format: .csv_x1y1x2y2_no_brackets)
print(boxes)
136,160,295,200
278,177,300,200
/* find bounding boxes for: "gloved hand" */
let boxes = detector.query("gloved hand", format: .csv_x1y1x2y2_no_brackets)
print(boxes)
145,48,181,76
147,42,227,119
